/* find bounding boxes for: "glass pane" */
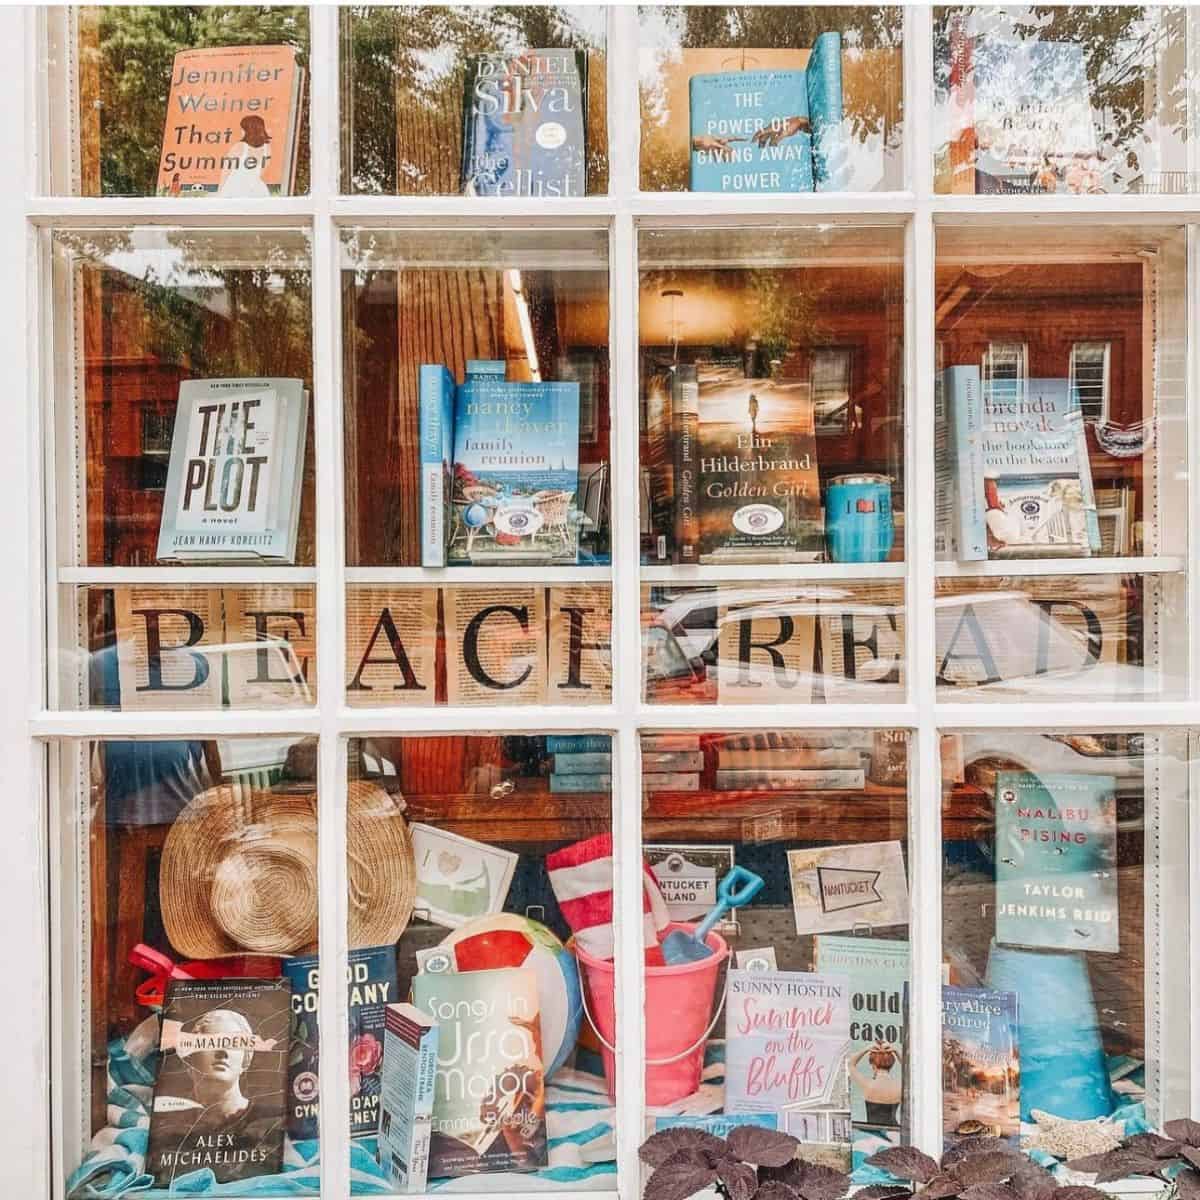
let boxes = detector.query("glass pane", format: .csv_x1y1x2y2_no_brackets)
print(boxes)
642,581,904,704
49,228,314,569
640,224,905,566
933,6,1191,195
941,729,1192,1159
639,6,904,193
350,734,615,1192
342,228,610,567
345,584,611,706
57,735,322,1197
53,6,310,197
341,7,607,196
639,728,911,1176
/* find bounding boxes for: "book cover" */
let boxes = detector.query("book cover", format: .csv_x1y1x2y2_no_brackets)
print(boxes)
807,32,846,191
282,946,398,1141
716,768,865,791
550,751,611,775
672,364,700,563
461,49,587,198
813,937,908,1129
412,968,548,1178
549,772,611,793
945,365,986,561
644,843,735,922
546,734,611,754
449,378,580,564
695,363,822,562
420,365,456,567
157,378,307,562
148,978,291,1188
724,969,850,1115
378,1003,439,1192
994,770,1119,953
410,824,519,929
157,45,304,197
982,378,1100,556
689,69,813,193
942,986,1020,1147
786,841,909,936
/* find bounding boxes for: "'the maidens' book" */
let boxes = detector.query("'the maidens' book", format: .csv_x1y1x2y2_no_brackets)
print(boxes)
148,977,291,1188
157,378,309,563
282,945,398,1141
694,362,821,562
941,986,1020,1148
157,45,305,197
412,967,548,1178
994,770,1119,953
461,50,587,198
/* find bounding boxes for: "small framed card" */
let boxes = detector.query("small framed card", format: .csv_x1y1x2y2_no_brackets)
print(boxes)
409,823,519,929
644,844,735,922
786,841,909,936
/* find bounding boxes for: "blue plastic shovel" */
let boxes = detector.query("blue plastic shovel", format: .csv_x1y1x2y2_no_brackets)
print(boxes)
660,866,765,965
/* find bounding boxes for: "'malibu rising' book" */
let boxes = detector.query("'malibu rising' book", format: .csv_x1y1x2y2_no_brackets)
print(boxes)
148,978,291,1188
461,49,587,197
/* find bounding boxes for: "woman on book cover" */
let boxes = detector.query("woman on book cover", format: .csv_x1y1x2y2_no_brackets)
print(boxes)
219,115,272,198
849,1041,901,1127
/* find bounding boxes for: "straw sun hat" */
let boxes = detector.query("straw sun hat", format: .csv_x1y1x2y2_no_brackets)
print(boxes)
161,779,416,959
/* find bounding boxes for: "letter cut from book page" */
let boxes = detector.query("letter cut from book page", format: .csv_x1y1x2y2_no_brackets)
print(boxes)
225,586,315,708
345,588,438,708
547,585,611,705
113,586,224,710
445,587,547,706
716,587,816,704
819,582,905,702
935,576,1124,695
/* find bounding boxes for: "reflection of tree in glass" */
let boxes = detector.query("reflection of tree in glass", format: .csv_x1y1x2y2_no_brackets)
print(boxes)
93,6,308,196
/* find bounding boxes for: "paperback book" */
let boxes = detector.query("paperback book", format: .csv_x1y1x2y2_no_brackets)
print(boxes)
378,1003,439,1192
420,365,456,567
461,50,587,198
412,967,549,1178
942,986,1020,1147
147,978,291,1188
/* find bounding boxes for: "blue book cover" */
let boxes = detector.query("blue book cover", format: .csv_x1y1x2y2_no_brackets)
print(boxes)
284,945,398,1140
945,365,986,561
551,751,612,775
994,770,1119,953
982,377,1100,556
942,986,1020,1147
689,69,813,193
549,772,610,793
546,734,611,754
419,365,455,567
461,49,587,198
450,378,580,564
806,32,847,191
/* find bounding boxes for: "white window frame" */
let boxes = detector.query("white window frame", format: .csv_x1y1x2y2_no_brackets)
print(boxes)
0,7,1197,1200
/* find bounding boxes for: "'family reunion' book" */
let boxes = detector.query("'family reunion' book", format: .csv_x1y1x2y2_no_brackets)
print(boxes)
157,378,308,562
378,1003,439,1192
420,365,456,567
994,770,1119,953
157,45,305,197
461,50,587,197
148,978,291,1188
412,967,548,1178
282,945,398,1141
941,986,1020,1147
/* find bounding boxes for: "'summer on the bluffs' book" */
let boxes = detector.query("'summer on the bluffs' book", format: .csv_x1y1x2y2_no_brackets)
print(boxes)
461,50,587,197
157,45,305,197
942,986,1020,1147
148,978,291,1188
412,967,548,1178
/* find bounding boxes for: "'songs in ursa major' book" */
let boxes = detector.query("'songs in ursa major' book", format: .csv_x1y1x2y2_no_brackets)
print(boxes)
461,50,587,197
148,978,291,1188
941,986,1020,1148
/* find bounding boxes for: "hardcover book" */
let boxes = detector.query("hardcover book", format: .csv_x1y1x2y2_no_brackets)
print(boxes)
412,967,549,1178
156,378,308,563
546,734,611,754
724,969,851,1115
813,937,909,1130
449,376,580,564
550,751,611,775
147,978,291,1188
672,364,700,563
157,45,305,197
942,986,1020,1147
643,772,701,791
715,768,864,791
378,1003,439,1192
549,772,611,793
420,365,456,567
716,748,861,771
461,49,587,198
282,945,398,1141
694,362,821,562
994,770,1119,953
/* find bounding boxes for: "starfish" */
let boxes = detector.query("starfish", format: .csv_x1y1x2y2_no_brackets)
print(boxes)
1023,1109,1125,1159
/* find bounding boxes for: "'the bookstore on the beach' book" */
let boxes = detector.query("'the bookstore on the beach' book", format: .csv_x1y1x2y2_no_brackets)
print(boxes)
420,365,456,567
941,985,1020,1147
148,978,291,1188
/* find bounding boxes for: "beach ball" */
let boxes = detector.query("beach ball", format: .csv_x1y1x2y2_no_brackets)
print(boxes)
437,914,582,1079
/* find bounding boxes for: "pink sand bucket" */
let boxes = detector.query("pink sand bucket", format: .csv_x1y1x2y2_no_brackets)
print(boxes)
575,922,729,1106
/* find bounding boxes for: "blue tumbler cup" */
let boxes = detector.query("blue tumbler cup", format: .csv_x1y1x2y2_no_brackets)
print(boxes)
825,474,895,563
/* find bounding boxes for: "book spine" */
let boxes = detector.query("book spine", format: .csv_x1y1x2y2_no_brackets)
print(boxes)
947,366,986,561
1073,404,1102,553
715,768,865,790
716,749,861,770
551,751,612,774
549,772,611,793
934,365,955,558
419,366,451,567
808,32,846,192
642,751,703,771
546,734,611,754
672,364,699,563
641,733,702,752
643,772,701,791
